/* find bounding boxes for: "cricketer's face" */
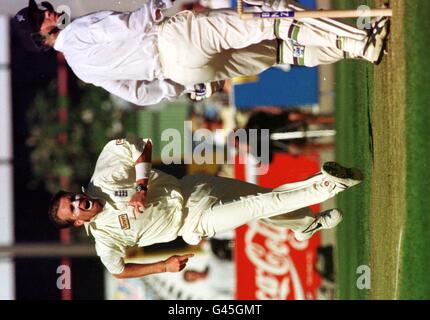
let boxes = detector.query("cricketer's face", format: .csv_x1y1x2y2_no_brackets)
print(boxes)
39,10,62,34
57,193,103,227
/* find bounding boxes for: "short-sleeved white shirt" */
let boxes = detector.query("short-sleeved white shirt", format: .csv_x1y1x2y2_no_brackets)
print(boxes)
84,138,184,274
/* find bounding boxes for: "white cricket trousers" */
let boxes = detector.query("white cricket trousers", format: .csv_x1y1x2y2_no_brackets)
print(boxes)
157,8,369,84
178,172,340,245
277,2,368,66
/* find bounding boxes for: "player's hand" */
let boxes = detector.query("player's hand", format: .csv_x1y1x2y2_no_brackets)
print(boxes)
189,81,225,101
164,254,194,273
128,191,147,218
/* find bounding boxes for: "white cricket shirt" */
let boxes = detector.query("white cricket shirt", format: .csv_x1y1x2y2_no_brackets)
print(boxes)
53,1,185,106
84,138,184,274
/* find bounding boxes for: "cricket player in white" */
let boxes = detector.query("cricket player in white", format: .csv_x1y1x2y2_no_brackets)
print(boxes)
48,138,363,278
14,0,390,106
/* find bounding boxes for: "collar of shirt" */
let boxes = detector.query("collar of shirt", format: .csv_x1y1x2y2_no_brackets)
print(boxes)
82,186,106,236
84,221,91,236
53,28,67,52
82,185,136,236
80,184,129,236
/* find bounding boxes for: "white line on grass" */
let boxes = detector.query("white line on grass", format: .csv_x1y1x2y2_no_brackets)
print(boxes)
394,226,404,299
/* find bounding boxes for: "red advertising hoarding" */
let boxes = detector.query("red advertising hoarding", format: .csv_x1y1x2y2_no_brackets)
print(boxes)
234,152,322,300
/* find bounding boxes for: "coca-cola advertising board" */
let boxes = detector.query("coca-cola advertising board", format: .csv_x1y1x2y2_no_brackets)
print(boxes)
234,152,322,300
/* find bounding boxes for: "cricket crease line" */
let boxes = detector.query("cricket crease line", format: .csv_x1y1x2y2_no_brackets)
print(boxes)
394,226,403,299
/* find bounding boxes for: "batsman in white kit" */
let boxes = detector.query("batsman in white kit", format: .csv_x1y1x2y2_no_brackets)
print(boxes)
14,0,390,106
48,138,363,278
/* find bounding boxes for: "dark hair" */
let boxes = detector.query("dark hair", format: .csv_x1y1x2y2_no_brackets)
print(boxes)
48,190,75,229
28,1,55,32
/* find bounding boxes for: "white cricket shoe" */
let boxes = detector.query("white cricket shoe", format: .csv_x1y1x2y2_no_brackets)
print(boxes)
242,0,264,5
242,0,291,12
294,208,343,242
362,16,391,65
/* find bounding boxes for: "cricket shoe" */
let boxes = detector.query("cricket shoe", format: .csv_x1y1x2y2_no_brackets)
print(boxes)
321,162,364,191
242,0,265,5
242,0,292,12
362,16,391,65
294,208,343,242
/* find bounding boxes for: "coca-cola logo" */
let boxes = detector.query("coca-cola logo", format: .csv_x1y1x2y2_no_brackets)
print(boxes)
244,220,309,300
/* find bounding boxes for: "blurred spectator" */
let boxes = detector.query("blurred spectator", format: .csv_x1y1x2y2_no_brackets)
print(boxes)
238,107,335,162
183,231,236,299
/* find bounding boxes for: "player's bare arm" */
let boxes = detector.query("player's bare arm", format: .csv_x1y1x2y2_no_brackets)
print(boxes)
113,253,194,279
128,140,152,218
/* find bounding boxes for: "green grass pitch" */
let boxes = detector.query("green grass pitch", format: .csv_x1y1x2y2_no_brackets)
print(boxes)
334,0,430,299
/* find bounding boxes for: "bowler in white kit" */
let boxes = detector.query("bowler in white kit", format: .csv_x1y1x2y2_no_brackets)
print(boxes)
48,138,363,278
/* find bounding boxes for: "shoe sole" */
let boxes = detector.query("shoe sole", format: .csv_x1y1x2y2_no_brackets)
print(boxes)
322,162,364,183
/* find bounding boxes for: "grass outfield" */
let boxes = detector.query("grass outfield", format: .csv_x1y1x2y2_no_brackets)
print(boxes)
335,0,430,299
334,38,372,299
334,0,375,300
400,0,430,299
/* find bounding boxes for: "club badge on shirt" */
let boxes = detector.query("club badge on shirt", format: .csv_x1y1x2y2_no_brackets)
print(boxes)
118,214,131,230
293,45,305,58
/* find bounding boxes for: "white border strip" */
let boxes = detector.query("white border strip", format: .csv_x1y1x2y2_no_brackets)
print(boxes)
0,15,15,300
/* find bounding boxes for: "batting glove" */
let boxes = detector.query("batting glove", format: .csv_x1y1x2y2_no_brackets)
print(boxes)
188,81,225,101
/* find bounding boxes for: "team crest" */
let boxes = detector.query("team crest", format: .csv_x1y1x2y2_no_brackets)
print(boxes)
118,214,131,230
293,45,305,58
16,15,26,22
